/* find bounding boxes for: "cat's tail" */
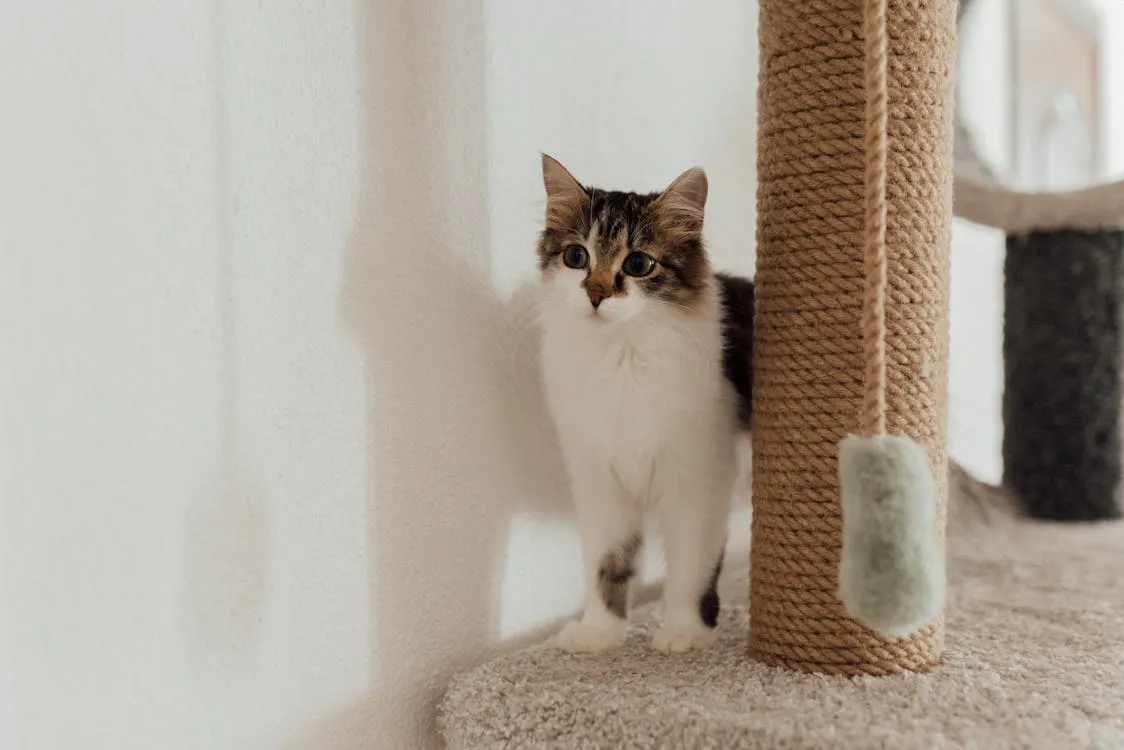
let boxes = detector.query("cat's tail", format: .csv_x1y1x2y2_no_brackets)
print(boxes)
948,458,1019,529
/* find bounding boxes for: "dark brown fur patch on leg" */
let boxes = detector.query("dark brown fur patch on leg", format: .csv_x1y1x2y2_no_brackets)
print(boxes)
699,550,723,628
597,534,642,619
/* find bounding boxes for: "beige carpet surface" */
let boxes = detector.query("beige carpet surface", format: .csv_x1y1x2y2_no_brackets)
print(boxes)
440,489,1124,749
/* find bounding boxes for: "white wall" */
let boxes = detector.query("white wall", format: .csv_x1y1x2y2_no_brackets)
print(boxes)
0,2,756,748
1094,0,1124,176
948,0,1012,483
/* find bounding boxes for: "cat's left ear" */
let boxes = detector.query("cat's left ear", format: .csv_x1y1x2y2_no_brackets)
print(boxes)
657,167,708,228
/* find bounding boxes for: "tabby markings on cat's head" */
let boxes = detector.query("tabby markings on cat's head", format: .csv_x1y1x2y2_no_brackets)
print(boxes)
536,154,710,324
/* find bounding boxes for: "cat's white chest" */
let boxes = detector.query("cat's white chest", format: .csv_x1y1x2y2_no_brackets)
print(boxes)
541,320,725,497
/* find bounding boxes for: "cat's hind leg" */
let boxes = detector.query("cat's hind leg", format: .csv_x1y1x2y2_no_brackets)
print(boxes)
651,455,731,653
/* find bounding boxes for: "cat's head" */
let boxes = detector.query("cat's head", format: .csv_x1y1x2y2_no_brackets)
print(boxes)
535,155,710,325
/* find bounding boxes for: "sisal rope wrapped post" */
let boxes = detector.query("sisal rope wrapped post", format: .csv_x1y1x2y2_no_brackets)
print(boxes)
750,0,955,675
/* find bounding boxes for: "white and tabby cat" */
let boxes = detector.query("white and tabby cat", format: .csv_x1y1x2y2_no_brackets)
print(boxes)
536,155,754,653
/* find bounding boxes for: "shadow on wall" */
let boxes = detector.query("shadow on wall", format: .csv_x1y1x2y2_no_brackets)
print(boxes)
285,1,569,748
181,0,269,672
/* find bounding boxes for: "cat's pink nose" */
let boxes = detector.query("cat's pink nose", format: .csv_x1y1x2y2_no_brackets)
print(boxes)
587,288,608,309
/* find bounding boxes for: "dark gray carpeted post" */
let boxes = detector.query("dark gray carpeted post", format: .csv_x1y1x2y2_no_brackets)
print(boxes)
1003,230,1124,521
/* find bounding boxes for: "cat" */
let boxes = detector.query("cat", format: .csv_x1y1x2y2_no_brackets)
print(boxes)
535,155,754,653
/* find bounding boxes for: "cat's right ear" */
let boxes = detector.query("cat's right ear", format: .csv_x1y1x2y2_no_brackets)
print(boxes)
541,154,587,228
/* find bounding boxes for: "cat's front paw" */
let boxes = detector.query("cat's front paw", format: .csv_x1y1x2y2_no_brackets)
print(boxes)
651,623,718,653
554,620,626,653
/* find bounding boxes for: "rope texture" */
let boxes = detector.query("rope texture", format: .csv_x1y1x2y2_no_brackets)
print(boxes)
862,0,888,437
750,0,955,676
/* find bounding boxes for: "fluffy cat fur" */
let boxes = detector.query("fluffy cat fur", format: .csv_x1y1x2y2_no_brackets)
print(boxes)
535,155,753,653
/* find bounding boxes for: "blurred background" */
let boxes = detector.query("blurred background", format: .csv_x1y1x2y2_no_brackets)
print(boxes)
1,1,1122,748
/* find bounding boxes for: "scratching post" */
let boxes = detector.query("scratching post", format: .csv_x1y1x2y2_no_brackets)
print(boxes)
751,0,956,674
1003,230,1124,521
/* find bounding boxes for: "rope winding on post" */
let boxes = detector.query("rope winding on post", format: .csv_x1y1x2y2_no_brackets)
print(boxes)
835,0,946,640
750,0,955,675
860,0,889,440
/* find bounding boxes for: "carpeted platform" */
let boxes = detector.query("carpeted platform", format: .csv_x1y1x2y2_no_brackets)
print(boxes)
439,475,1124,748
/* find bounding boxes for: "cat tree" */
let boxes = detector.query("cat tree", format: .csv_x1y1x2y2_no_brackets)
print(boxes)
752,0,1124,676
955,174,1124,522
439,0,1124,745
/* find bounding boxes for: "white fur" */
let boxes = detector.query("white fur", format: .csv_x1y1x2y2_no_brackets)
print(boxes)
539,262,745,653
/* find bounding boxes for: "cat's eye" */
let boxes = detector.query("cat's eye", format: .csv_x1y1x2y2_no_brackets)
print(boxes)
622,252,656,277
562,245,589,269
